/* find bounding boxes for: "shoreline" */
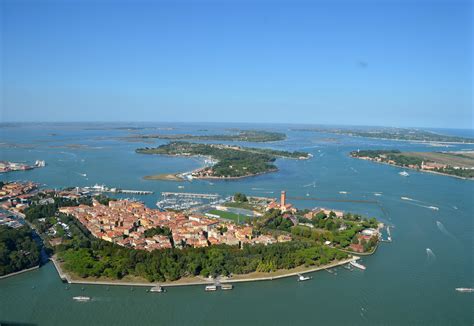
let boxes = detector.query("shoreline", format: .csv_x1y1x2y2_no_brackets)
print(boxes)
0,265,40,280
351,156,474,181
50,255,359,288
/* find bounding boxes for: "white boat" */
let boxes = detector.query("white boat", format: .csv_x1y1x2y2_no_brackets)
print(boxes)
455,288,474,293
428,206,439,211
350,261,366,270
220,284,233,290
399,171,410,177
401,197,412,201
297,274,312,281
205,285,217,291
73,296,91,302
339,191,348,194
150,285,165,293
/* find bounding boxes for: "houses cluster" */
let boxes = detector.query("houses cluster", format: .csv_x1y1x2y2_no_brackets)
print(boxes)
0,181,37,203
59,199,282,251
304,207,344,219
0,211,22,229
349,228,380,253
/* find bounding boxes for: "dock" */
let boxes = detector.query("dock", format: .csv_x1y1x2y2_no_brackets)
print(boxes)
161,192,220,199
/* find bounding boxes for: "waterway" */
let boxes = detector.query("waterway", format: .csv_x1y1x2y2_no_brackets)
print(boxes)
0,123,473,325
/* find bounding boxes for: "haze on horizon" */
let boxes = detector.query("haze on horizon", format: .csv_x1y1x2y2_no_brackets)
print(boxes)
1,0,472,129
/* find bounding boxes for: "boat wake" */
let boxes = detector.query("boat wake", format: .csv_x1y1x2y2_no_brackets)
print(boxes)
426,248,436,264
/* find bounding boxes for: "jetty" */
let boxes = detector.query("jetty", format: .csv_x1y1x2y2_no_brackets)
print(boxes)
161,192,220,199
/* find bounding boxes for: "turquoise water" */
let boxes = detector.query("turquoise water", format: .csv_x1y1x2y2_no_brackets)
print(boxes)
0,123,473,325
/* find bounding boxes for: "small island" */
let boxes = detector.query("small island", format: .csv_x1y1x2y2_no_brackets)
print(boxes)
137,141,310,179
127,129,286,142
294,127,474,144
350,149,474,179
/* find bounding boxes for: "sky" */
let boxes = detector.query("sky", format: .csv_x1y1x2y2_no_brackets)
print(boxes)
1,0,472,128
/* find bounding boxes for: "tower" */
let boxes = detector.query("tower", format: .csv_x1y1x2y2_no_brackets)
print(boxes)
280,190,286,208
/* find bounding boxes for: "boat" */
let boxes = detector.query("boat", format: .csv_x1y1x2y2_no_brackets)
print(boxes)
455,288,474,293
73,296,91,302
205,285,217,291
297,274,312,281
150,285,166,293
350,261,366,270
399,171,410,177
339,191,348,194
401,197,412,201
220,284,233,290
428,206,439,211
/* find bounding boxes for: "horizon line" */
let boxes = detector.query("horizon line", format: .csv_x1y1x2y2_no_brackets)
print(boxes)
0,121,472,131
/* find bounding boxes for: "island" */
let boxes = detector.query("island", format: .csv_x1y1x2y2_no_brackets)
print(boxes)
137,141,310,179
350,149,474,179
293,127,474,144
127,129,286,142
8,186,381,284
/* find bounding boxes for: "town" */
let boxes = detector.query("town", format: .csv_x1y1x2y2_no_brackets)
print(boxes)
0,160,46,173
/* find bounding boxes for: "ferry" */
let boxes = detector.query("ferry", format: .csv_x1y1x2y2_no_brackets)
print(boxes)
455,288,474,293
73,296,91,302
220,284,233,290
297,274,312,282
150,285,166,293
205,285,217,291
350,261,366,270
399,171,410,177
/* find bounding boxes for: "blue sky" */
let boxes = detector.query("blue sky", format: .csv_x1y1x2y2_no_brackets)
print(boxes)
1,0,472,128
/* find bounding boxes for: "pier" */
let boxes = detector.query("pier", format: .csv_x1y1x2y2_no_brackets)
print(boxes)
161,192,220,199
118,189,153,195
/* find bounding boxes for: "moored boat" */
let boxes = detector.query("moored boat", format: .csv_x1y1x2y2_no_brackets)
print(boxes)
350,260,366,270
220,284,233,290
297,274,312,281
150,285,166,293
205,285,217,291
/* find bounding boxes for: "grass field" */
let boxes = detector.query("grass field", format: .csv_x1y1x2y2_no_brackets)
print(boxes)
207,210,247,223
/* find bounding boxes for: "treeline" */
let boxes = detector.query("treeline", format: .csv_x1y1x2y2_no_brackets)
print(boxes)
0,225,41,276
136,142,308,178
58,240,347,281
351,150,423,167
134,130,286,142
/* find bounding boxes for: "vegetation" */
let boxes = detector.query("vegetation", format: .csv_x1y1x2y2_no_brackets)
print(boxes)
136,142,309,178
0,225,41,276
233,193,248,202
129,130,286,142
144,226,172,238
295,127,474,143
351,150,474,178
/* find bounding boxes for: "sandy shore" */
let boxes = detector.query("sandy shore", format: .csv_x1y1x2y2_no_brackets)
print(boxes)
50,255,359,288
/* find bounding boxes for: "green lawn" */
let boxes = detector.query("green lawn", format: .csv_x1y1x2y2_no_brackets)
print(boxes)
207,210,246,223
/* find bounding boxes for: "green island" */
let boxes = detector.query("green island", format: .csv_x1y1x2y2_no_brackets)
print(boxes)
0,225,41,277
351,149,474,179
137,141,310,179
294,127,474,144
128,129,286,142
20,190,380,282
